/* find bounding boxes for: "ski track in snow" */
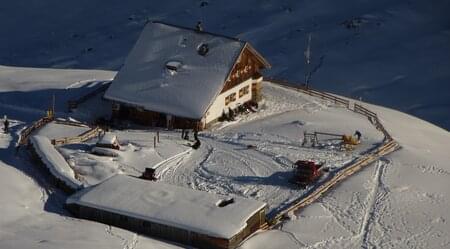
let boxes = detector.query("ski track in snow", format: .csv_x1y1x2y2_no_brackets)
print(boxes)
358,158,389,249
157,127,357,214
292,158,393,249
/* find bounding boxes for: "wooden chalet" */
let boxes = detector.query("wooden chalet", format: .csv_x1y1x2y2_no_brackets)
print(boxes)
104,21,270,130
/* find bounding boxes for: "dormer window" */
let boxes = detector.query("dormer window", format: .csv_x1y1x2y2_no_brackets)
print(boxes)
165,61,182,75
216,198,234,207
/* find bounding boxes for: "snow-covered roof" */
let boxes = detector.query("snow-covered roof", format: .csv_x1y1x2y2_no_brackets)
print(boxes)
97,133,118,145
103,21,247,119
67,174,266,239
30,135,83,190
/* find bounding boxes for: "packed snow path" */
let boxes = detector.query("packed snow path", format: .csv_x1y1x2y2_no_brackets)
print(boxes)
156,83,384,215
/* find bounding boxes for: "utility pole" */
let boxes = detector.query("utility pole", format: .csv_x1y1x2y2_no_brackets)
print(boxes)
304,33,312,88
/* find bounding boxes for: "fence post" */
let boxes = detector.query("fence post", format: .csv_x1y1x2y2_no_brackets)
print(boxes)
154,136,156,148
157,131,160,143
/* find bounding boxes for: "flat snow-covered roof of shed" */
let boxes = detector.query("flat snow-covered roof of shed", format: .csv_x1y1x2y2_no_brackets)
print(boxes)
97,133,118,145
104,21,246,119
66,174,266,239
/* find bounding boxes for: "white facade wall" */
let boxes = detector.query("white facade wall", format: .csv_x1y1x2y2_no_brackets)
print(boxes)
203,78,255,124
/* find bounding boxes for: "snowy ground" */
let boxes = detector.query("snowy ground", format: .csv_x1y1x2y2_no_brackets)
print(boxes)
0,120,185,249
58,130,189,185
241,106,450,249
1,66,449,249
0,67,185,249
35,121,91,140
156,83,384,215
30,81,384,213
29,117,190,186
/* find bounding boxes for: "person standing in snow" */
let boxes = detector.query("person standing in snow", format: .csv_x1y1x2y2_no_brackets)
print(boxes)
3,115,9,133
196,21,203,31
354,130,362,141
193,129,198,141
192,129,201,149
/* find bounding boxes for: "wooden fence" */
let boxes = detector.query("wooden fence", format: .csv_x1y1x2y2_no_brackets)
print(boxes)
18,116,54,145
51,126,103,146
266,78,392,141
54,119,90,128
264,140,399,229
265,77,350,107
259,78,400,230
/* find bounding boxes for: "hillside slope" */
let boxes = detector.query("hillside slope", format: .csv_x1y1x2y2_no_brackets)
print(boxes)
1,0,449,129
242,104,450,248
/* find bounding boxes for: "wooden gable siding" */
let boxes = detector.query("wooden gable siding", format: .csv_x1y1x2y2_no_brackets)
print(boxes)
221,45,266,93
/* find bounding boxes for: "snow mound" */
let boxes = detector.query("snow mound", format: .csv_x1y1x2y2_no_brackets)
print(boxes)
30,135,83,190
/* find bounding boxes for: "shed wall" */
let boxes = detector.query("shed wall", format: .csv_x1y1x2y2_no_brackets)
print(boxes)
67,203,270,249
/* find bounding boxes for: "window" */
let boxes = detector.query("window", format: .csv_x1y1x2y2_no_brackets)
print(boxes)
225,93,237,106
239,86,250,98
230,92,236,101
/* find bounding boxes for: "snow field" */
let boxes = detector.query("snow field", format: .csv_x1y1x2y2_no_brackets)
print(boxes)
1,65,449,248
0,66,188,249
58,130,190,186
242,104,450,249
156,82,384,215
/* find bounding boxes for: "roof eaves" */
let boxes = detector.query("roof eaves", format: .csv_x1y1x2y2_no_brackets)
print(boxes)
245,43,271,69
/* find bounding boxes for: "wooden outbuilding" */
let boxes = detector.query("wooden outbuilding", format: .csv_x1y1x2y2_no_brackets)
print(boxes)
66,174,267,249
104,21,271,130
96,133,120,150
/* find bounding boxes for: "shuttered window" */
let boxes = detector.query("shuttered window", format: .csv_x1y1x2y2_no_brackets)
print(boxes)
239,86,250,98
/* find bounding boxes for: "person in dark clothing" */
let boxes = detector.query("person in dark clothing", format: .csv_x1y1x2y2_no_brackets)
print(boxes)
354,130,362,141
228,108,235,121
193,129,198,141
191,128,201,149
3,116,9,133
183,130,190,140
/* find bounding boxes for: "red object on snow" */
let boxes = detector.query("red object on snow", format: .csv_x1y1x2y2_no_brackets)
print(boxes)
292,160,323,185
